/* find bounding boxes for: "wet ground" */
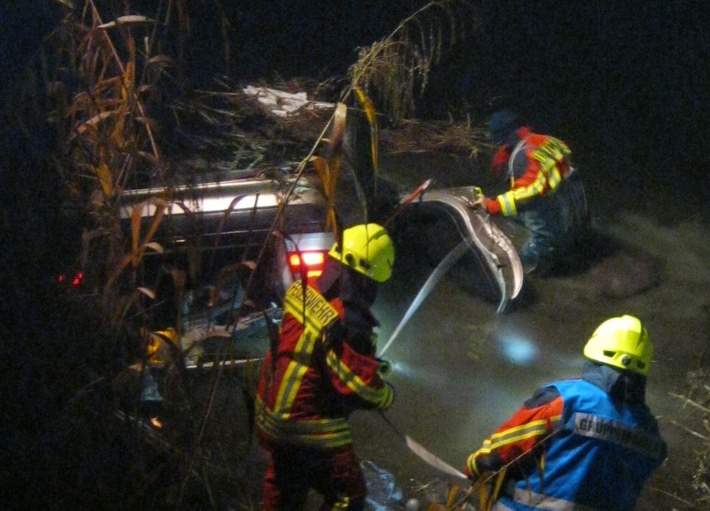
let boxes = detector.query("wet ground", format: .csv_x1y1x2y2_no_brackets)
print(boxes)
232,153,710,510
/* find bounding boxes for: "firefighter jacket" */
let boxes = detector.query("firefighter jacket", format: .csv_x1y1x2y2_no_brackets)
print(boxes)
255,279,394,450
485,127,574,217
466,371,666,511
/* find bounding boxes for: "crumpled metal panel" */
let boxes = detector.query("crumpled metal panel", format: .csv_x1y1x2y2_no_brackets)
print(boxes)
412,186,524,312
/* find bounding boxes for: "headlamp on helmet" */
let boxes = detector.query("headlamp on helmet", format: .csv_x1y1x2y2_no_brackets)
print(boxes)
328,223,395,282
583,315,652,376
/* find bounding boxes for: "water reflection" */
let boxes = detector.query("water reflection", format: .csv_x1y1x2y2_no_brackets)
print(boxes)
496,334,538,365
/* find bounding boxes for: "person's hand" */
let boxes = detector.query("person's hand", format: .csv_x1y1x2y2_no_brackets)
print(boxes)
376,357,392,376
471,195,487,210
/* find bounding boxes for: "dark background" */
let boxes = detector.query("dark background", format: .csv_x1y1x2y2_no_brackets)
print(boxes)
3,1,708,188
2,0,708,361
0,2,707,507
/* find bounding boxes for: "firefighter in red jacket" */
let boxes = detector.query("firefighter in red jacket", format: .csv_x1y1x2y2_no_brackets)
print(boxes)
255,223,396,511
465,314,666,511
473,110,589,276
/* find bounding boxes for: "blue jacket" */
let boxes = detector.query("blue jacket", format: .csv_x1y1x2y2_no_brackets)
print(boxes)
499,379,666,510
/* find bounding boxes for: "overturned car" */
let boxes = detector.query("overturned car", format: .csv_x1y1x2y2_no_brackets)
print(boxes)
120,92,523,368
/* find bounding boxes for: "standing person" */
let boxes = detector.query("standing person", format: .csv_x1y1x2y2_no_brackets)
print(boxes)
473,109,589,276
465,314,667,511
255,223,396,511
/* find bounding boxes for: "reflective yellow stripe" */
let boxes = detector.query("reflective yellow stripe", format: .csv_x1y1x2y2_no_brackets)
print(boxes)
275,352,310,413
536,137,570,191
332,496,350,510
475,416,561,456
272,281,339,415
498,194,517,216
256,396,353,448
326,351,393,408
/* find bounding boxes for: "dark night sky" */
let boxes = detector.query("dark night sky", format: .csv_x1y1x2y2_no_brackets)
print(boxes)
184,0,709,205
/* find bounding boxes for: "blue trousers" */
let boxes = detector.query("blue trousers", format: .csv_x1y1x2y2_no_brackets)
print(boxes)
518,172,588,275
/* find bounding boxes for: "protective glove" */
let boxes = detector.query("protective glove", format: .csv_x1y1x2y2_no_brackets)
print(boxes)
376,357,392,376
470,195,487,210
380,381,395,410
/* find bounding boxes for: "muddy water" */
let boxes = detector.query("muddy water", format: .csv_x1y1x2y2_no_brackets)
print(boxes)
240,153,709,510
337,154,710,510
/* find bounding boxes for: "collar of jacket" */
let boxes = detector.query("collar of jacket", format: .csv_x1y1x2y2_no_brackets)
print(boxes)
581,361,647,404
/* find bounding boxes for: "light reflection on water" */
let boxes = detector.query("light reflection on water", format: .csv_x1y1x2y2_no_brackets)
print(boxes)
361,144,710,510
496,334,538,365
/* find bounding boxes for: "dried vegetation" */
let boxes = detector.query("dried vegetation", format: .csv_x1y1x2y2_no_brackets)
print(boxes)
7,0,708,509
10,1,488,509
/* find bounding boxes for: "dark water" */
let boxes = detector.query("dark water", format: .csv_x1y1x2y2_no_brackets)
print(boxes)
344,154,708,510
230,152,709,510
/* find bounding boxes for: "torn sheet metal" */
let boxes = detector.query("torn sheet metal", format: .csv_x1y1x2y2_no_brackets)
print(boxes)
410,186,524,312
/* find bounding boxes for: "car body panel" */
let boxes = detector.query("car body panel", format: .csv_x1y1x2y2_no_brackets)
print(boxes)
403,186,524,312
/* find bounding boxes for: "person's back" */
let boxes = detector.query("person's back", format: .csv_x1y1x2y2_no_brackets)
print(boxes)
465,315,666,511
507,373,665,510
255,223,396,511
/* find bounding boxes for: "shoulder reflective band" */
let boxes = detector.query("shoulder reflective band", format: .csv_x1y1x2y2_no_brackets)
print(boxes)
275,280,339,414
571,412,665,459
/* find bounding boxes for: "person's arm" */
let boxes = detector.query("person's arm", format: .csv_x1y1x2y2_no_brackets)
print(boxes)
490,150,548,216
465,386,563,478
478,144,544,216
323,326,394,410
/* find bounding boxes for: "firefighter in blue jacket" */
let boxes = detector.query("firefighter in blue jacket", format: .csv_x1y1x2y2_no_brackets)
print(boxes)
465,314,667,511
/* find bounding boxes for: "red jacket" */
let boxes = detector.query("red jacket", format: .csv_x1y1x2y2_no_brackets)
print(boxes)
485,127,574,217
466,387,563,479
255,279,393,449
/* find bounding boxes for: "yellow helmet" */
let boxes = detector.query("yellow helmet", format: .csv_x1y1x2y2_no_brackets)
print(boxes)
583,315,652,376
146,328,177,361
328,223,395,282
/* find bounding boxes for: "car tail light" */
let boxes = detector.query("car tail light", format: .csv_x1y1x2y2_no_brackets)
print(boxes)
288,251,327,280
57,271,84,288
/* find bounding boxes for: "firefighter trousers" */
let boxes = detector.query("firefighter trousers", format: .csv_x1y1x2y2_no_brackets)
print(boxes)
260,443,367,510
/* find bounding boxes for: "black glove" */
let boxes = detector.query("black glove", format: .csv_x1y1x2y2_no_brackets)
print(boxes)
376,357,392,376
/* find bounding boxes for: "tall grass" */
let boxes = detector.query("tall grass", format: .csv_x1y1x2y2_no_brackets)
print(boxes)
4,0,487,508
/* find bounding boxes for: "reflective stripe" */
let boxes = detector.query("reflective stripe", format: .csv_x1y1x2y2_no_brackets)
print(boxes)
273,281,339,415
498,194,518,216
508,487,601,511
275,347,310,413
535,137,570,191
332,496,350,510
326,350,393,408
256,396,353,448
571,412,666,458
477,417,560,454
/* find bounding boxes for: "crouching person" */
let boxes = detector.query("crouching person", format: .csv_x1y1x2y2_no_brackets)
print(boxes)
465,315,666,510
255,223,396,511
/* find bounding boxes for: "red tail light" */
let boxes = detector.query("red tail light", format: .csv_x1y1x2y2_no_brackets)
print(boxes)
56,271,84,288
71,272,84,287
288,251,326,280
